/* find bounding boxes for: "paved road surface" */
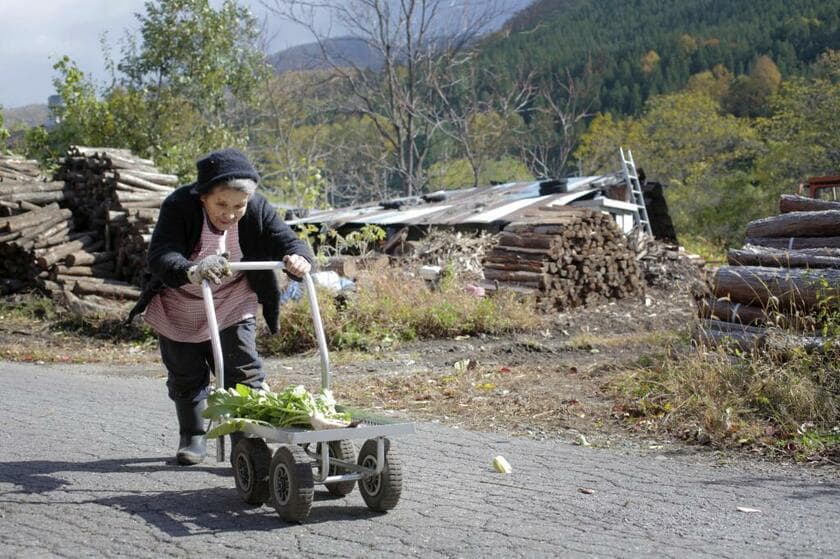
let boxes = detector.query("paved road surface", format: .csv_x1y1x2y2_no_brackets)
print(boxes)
0,361,838,558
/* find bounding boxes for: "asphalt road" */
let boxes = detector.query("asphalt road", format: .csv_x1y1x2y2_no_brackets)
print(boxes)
1,361,838,558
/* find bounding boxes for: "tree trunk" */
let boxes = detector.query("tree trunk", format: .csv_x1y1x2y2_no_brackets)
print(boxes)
744,236,840,250
728,246,840,268
745,210,840,238
779,194,840,213
712,265,840,311
697,296,815,331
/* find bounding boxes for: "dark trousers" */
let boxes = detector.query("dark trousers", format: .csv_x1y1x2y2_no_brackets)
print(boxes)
158,317,266,404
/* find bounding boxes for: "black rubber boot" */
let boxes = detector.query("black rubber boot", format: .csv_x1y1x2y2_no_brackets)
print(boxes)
175,399,207,465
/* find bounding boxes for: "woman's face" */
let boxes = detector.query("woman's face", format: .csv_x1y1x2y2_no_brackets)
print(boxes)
200,185,250,231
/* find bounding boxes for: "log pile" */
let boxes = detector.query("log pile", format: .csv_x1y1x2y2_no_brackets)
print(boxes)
0,154,48,183
1,155,76,294
55,146,173,232
482,207,645,310
46,147,176,311
1,155,65,208
700,194,838,349
744,195,840,249
1,148,176,315
1,154,65,211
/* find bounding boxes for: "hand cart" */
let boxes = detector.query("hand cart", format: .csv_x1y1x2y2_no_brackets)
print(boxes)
201,262,414,522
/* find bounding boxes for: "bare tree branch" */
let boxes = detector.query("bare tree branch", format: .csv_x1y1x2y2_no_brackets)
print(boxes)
262,0,511,199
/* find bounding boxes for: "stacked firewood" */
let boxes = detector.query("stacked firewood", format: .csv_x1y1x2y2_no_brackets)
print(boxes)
0,203,75,292
1,155,47,182
55,146,173,232
0,155,65,207
0,148,177,315
45,147,177,311
699,194,838,349
107,207,162,287
1,155,74,294
482,207,644,310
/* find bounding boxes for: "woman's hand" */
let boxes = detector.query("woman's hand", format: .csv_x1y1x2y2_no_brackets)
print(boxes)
283,254,311,278
187,254,230,285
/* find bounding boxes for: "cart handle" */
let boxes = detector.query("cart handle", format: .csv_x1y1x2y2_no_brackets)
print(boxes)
201,264,331,462
202,263,331,392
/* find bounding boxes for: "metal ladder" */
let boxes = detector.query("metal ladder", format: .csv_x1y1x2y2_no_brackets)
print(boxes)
620,147,653,237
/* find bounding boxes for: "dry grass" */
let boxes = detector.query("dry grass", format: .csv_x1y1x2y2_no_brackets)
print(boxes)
332,359,605,437
567,329,681,350
609,339,840,460
261,269,543,355
0,293,158,364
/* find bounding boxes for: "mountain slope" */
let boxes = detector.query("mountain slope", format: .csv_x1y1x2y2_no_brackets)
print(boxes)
268,0,534,73
269,37,383,72
2,104,50,128
478,0,840,115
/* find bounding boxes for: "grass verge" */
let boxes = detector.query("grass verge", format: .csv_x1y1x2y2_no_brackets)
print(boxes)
609,339,840,462
0,293,158,363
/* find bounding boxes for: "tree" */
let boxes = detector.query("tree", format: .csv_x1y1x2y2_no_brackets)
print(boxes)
119,0,269,121
685,64,732,102
46,0,270,177
427,155,530,190
576,89,766,245
517,66,596,178
756,50,840,200
428,66,531,187
251,71,335,208
0,108,9,149
722,55,782,117
263,0,510,198
118,0,271,174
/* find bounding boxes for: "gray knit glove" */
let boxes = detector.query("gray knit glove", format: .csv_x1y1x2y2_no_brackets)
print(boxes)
187,254,230,285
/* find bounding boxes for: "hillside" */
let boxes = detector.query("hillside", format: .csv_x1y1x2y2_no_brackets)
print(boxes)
2,104,49,128
479,0,840,115
268,0,532,73
269,37,383,72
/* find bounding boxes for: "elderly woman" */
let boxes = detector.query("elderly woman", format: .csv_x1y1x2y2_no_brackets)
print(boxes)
129,148,313,465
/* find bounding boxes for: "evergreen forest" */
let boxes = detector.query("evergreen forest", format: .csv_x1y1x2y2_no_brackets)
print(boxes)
481,0,840,115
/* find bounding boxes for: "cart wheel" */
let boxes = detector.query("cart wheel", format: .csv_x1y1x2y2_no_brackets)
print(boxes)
318,440,356,497
357,438,402,512
268,445,314,522
232,438,270,505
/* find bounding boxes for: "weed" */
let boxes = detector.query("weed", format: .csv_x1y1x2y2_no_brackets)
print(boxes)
260,269,541,355
0,294,57,321
610,338,839,456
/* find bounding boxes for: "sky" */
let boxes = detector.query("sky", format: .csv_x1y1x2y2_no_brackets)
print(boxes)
0,0,316,108
0,0,528,109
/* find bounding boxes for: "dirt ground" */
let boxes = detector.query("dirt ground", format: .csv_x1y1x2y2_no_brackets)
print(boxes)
317,285,698,447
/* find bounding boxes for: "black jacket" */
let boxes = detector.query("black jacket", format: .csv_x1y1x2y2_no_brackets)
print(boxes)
128,185,313,334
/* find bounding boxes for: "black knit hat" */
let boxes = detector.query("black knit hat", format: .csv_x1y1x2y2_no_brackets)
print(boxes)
192,148,260,194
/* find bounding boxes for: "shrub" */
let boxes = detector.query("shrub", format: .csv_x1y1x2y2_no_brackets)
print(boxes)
260,269,541,355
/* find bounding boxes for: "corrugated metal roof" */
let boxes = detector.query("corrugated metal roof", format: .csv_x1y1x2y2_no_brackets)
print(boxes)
285,176,629,228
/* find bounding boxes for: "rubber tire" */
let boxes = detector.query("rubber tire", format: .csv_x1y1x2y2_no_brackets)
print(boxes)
319,440,356,497
232,438,271,505
268,445,314,522
357,438,402,512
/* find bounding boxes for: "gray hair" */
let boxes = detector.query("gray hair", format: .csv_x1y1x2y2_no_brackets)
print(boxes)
216,178,258,196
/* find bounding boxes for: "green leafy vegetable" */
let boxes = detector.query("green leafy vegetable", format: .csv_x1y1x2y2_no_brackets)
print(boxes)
203,384,351,438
